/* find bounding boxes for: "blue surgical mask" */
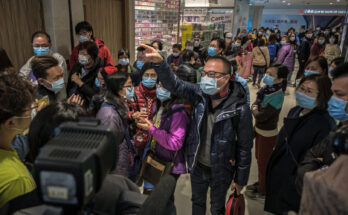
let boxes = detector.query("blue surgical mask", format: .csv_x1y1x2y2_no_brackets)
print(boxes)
78,55,89,65
186,46,194,51
240,33,246,37
304,70,320,77
156,87,171,102
45,78,65,93
136,61,145,69
233,43,241,48
95,78,101,88
142,77,157,88
296,91,316,109
263,74,274,86
208,47,216,56
200,76,219,95
328,96,348,122
34,47,50,55
318,39,325,45
329,38,335,44
173,53,180,57
119,58,129,66
79,34,89,43
280,41,286,45
258,32,263,36
126,87,135,100
329,67,334,75
194,41,200,47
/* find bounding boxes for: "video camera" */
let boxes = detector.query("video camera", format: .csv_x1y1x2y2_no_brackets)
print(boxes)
33,119,121,213
329,124,348,155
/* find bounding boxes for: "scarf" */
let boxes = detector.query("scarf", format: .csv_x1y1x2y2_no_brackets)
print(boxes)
256,82,283,105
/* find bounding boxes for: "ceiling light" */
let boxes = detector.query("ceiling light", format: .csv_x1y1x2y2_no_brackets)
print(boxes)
249,3,252,5
282,0,286,2
330,2,333,4
336,0,340,2
287,2,291,5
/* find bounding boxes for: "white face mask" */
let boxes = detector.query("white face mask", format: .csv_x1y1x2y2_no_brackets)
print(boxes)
79,34,89,43
226,38,232,43
78,54,89,65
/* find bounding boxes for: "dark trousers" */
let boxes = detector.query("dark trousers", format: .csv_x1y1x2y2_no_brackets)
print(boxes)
253,66,266,84
191,162,232,215
296,59,307,79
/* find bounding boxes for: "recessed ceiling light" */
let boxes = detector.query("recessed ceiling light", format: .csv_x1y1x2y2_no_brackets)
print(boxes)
287,2,291,5
330,2,333,4
249,3,252,5
336,0,340,2
282,0,286,2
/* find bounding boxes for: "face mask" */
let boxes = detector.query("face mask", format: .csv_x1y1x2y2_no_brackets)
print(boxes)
253,30,257,34
34,47,50,55
275,29,278,33
142,77,157,88
226,39,232,43
136,61,145,69
329,67,334,75
233,43,241,48
328,96,348,122
332,30,336,33
258,32,263,36
95,78,101,88
200,76,220,95
306,34,313,38
208,47,216,56
296,91,316,109
318,40,325,45
126,87,135,100
45,78,65,93
156,87,171,102
186,46,194,51
304,70,320,76
78,55,89,65
316,28,320,31
12,116,31,133
240,33,246,37
325,31,329,35
79,34,89,43
290,37,296,41
329,38,335,44
263,74,274,86
280,41,286,45
173,52,180,57
194,41,200,47
119,58,129,66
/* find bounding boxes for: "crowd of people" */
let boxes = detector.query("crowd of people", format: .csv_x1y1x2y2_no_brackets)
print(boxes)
0,20,347,215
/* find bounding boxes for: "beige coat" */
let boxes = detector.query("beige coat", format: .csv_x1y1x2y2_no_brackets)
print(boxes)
324,44,341,63
252,46,270,67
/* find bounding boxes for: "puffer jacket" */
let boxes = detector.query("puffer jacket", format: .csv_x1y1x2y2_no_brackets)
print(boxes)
127,83,157,149
148,104,189,174
96,102,130,177
153,61,253,187
69,37,114,70
276,43,295,73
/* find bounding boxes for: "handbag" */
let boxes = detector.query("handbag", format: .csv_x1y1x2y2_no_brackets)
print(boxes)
139,107,183,186
225,189,245,215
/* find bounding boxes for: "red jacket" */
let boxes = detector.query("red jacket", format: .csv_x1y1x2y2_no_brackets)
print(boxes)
69,37,114,70
126,83,157,149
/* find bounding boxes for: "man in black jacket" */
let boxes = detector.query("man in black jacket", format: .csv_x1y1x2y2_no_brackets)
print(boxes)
296,30,313,79
296,63,348,192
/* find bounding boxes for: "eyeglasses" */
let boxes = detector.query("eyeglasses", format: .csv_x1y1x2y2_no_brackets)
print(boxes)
201,70,229,78
143,73,157,78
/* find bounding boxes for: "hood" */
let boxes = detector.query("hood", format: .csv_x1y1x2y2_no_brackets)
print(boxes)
95,38,105,48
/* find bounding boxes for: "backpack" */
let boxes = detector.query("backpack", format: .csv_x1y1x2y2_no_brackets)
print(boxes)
267,44,278,61
225,189,245,215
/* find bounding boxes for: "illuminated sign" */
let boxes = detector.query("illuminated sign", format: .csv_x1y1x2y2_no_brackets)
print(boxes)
302,9,346,16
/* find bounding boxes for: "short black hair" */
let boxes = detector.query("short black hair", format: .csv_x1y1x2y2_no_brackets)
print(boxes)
297,75,332,111
78,41,99,60
331,57,345,67
27,101,88,162
256,38,265,46
185,40,193,46
206,56,231,75
75,21,94,35
31,31,51,44
0,48,13,71
151,40,163,51
211,37,226,50
172,44,182,50
140,62,155,78
118,48,130,58
332,62,348,80
182,50,195,62
31,55,59,79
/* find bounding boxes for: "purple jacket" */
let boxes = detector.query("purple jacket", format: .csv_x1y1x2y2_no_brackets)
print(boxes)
276,43,295,72
96,102,130,177
148,104,189,174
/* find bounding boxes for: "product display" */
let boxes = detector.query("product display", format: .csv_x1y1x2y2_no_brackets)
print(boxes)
135,0,180,54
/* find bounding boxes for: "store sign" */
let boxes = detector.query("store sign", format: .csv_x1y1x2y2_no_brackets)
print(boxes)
302,9,346,16
264,19,298,24
209,13,233,32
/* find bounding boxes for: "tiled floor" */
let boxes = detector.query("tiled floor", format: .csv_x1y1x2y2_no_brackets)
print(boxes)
174,65,299,215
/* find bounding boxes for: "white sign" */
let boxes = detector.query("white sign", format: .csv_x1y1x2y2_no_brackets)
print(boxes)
209,13,234,32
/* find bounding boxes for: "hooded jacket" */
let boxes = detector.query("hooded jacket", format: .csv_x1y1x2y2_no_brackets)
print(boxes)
152,61,253,187
276,43,295,72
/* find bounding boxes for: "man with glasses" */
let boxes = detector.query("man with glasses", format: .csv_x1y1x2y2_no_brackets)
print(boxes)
141,44,253,215
20,31,68,101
